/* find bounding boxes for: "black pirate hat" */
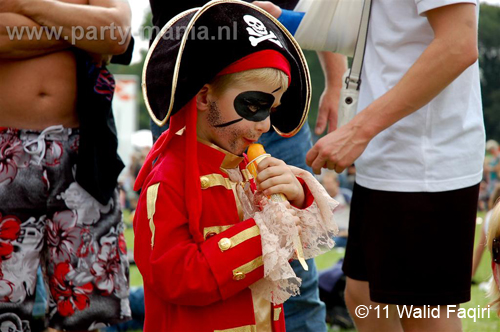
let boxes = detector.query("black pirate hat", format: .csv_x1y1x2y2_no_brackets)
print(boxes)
143,0,311,137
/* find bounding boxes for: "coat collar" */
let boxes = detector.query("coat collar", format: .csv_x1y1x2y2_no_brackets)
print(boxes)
197,137,244,170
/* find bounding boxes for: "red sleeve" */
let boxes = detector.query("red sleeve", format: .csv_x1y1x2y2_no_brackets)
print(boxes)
133,181,264,306
291,177,314,209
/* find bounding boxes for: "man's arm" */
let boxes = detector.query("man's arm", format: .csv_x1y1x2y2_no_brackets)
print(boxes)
6,0,131,55
316,51,347,135
0,13,70,58
306,3,478,174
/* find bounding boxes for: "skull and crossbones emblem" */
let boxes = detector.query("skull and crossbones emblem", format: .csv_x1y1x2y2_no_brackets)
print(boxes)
243,15,283,48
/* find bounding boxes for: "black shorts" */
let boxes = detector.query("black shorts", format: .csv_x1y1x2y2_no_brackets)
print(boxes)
342,182,480,305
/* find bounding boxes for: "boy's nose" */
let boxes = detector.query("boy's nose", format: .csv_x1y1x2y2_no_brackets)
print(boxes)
255,116,271,133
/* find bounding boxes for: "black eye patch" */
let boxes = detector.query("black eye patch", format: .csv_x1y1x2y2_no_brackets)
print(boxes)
234,91,275,122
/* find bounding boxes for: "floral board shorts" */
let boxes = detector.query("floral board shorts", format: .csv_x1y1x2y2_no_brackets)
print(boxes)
0,126,131,331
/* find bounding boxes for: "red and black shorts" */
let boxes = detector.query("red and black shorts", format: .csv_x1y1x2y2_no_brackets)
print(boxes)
0,127,131,331
343,182,479,305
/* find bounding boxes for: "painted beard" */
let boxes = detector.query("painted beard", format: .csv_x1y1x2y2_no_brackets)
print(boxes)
207,100,258,155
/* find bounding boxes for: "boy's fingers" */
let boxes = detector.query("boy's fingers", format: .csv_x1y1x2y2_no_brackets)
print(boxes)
256,156,285,171
263,183,289,196
256,165,291,183
259,174,293,191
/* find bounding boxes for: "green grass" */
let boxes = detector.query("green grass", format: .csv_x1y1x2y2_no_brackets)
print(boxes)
123,217,143,287
123,211,500,331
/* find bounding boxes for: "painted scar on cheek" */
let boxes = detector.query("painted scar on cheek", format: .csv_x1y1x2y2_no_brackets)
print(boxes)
214,118,244,128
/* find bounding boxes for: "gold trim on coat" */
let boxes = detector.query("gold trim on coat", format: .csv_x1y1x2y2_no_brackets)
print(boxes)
273,307,282,321
233,256,264,277
199,173,244,221
200,174,235,190
229,225,260,249
214,325,257,332
146,183,160,249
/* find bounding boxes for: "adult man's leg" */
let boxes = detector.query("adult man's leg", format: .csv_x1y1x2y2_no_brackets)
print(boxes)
344,278,402,332
400,305,462,332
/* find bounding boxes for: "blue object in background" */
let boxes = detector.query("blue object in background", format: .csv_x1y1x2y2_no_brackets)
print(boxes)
277,9,305,35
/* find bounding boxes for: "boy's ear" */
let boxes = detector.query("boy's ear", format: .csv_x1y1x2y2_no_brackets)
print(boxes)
196,85,211,112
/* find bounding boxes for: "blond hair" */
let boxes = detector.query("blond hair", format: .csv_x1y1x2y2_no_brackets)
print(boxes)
210,68,289,97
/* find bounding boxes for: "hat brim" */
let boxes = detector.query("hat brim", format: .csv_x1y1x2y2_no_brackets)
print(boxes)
143,0,311,137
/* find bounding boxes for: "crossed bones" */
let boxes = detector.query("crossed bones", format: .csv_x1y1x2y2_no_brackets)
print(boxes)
246,27,283,48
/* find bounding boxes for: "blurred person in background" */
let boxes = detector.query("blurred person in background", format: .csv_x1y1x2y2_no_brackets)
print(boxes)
485,139,500,198
319,169,351,248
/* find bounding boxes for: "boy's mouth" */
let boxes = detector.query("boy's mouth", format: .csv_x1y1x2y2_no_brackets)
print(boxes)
244,138,257,144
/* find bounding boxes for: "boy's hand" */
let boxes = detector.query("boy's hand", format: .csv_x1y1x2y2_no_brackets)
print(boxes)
255,156,305,208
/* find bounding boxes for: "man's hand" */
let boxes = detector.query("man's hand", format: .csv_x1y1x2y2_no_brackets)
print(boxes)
316,52,347,135
306,118,371,174
0,0,24,14
252,1,282,18
316,86,340,135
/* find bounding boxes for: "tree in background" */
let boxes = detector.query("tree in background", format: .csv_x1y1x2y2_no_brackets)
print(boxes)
479,3,500,141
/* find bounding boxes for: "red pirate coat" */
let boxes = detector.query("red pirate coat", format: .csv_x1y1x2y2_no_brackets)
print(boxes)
133,132,314,332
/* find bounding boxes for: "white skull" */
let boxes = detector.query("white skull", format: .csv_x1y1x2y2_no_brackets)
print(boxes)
244,15,267,35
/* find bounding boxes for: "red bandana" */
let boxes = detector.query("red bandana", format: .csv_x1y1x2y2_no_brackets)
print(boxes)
217,50,291,84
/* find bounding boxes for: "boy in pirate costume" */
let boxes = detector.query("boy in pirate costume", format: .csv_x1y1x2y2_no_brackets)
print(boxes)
133,1,338,331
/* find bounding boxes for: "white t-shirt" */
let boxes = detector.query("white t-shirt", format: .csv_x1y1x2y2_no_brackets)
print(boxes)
355,0,485,192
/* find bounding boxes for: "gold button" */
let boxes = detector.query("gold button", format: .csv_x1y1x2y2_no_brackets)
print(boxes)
200,176,210,189
233,272,246,281
218,238,232,251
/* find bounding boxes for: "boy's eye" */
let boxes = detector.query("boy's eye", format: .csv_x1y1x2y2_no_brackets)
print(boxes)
248,104,259,113
234,91,275,122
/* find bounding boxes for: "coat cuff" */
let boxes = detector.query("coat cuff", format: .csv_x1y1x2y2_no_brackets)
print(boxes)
201,218,263,300
291,177,314,209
